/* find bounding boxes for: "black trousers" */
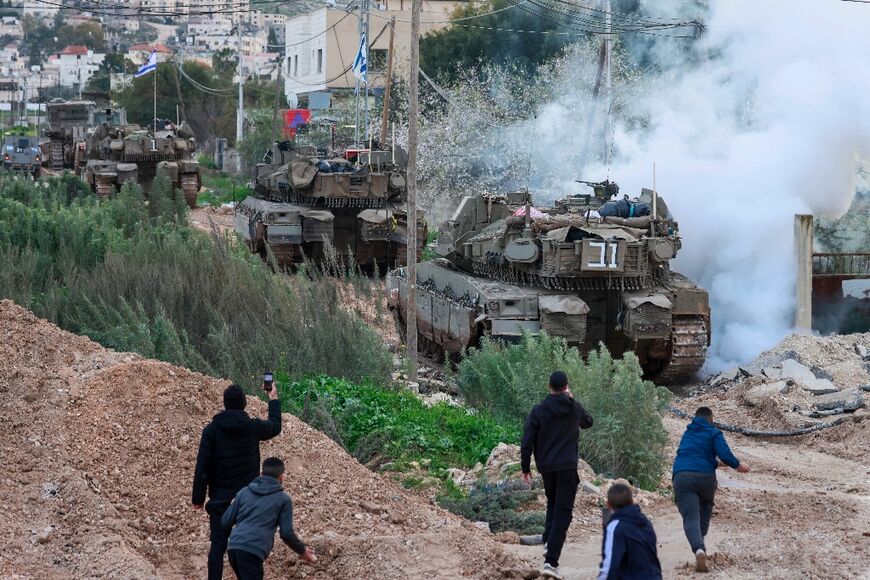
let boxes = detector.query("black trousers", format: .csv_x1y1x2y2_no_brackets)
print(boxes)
206,499,233,580
541,469,579,567
673,471,718,553
228,549,265,580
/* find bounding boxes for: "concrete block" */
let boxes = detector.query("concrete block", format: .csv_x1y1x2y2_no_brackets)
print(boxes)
802,378,839,396
780,359,817,384
744,381,790,407
812,389,865,412
761,367,783,380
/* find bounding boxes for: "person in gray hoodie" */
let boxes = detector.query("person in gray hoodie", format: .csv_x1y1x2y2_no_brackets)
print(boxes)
221,457,316,579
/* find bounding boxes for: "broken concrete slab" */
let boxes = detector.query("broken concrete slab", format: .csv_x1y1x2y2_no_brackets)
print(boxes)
761,367,783,380
780,359,817,384
744,381,791,407
709,367,741,387
812,389,865,412
801,378,839,396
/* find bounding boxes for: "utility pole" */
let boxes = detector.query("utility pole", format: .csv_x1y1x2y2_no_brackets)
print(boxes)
363,0,370,145
270,62,281,150
406,0,421,380
236,25,245,144
379,17,395,147
603,0,612,170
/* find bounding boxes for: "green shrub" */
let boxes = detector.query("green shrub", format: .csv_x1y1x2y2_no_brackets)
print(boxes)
278,375,519,470
197,153,218,170
456,333,671,490
437,480,546,534
0,174,391,389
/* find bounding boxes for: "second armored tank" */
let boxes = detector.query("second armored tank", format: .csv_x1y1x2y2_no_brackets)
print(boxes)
80,114,201,208
235,142,426,270
386,182,710,384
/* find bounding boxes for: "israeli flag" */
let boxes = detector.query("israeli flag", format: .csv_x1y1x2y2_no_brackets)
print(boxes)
135,51,157,78
352,31,367,85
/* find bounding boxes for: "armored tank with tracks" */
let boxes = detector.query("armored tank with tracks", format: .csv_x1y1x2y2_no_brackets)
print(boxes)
80,115,201,208
386,182,710,384
237,141,426,269
44,100,95,171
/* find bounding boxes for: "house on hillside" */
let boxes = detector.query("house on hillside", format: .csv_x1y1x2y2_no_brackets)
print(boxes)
283,0,462,107
127,43,173,65
48,46,106,94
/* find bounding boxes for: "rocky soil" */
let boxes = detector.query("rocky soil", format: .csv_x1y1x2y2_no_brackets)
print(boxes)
0,300,535,579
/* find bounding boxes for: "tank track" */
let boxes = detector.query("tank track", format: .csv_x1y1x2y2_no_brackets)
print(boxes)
654,315,708,384
50,140,64,170
470,262,655,291
181,174,199,209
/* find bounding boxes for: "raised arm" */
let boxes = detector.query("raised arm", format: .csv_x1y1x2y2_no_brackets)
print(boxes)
575,401,594,429
254,398,282,441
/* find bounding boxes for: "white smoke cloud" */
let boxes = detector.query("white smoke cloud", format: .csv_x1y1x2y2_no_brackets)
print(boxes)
538,0,870,368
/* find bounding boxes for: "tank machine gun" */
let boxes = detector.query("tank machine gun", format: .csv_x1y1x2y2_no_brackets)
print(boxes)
388,181,710,384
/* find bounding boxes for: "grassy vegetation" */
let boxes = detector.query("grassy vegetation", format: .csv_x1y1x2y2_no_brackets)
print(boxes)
438,480,546,534
0,174,391,390
457,333,672,490
197,168,254,207
277,374,519,470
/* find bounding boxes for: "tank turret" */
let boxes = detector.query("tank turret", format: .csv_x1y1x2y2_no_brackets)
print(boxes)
387,182,710,384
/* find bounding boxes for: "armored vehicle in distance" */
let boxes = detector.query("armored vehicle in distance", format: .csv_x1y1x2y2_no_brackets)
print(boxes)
2,136,42,178
387,183,710,384
80,116,201,207
44,100,95,171
237,142,425,270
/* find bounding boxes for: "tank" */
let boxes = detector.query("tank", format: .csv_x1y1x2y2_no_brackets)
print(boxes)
2,136,42,178
386,182,711,384
236,141,426,269
80,115,201,208
44,100,95,171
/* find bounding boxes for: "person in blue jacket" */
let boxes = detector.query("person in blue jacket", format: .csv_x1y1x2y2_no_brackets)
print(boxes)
597,483,661,580
672,407,750,572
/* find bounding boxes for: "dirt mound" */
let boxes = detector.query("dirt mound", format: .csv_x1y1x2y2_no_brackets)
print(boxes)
0,300,535,579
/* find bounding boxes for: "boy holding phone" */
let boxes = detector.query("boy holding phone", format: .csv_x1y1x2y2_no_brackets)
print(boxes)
192,377,282,579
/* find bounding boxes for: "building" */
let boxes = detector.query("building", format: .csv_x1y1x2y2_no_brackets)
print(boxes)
0,16,24,41
140,0,250,22
127,43,173,65
48,46,105,95
284,1,463,104
22,0,55,21
241,52,280,81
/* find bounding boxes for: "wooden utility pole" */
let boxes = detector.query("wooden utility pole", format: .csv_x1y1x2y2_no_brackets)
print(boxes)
379,17,396,147
270,63,282,150
406,0,421,380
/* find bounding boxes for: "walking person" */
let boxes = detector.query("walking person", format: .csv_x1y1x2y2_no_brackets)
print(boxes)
521,370,594,580
193,383,282,580
672,406,749,572
221,457,316,579
597,483,662,579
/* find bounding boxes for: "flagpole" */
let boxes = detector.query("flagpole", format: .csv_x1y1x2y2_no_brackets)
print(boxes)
153,59,157,134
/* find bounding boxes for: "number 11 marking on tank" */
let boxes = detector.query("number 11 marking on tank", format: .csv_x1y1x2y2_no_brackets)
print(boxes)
587,241,619,269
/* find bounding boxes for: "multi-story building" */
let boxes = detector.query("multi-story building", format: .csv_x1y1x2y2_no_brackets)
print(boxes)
22,0,55,21
0,16,24,41
284,1,463,104
140,0,250,22
47,45,105,95
127,43,173,65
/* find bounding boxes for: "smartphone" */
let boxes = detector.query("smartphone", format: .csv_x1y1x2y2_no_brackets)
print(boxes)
263,372,274,392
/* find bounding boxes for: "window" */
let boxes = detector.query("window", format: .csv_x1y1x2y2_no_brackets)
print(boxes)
369,49,387,72
293,54,298,76
316,48,323,74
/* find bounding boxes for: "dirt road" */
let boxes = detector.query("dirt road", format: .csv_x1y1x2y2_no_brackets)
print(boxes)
510,415,870,579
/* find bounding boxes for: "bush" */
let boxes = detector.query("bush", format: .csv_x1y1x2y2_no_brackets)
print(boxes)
278,375,518,470
0,174,392,389
437,480,546,534
456,333,671,490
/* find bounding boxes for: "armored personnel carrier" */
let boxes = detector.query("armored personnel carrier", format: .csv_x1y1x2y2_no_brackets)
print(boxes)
386,182,710,384
2,136,42,178
44,100,95,170
236,141,425,269
80,115,201,208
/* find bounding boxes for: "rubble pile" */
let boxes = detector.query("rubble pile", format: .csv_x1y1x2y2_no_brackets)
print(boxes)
0,300,535,579
696,332,869,431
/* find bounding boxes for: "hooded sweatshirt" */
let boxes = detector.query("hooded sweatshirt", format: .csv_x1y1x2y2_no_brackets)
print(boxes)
672,416,740,475
597,504,662,580
520,392,593,474
192,399,282,504
221,475,306,560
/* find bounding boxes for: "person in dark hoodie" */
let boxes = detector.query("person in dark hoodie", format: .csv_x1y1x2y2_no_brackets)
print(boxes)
672,406,750,573
193,383,282,580
598,483,661,580
521,370,594,580
221,457,316,579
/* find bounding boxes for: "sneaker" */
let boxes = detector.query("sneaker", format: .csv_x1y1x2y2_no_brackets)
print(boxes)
695,549,709,573
540,563,563,580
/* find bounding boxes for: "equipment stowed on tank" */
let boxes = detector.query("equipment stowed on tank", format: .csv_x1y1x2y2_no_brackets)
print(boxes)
386,181,711,384
236,141,426,270
79,113,201,208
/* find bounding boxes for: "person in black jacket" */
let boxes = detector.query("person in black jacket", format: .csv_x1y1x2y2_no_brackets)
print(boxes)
521,370,594,580
193,384,282,580
597,483,662,580
222,457,316,579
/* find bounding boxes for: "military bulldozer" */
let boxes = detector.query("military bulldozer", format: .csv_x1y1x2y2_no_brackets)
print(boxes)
44,100,95,171
235,141,425,270
386,182,711,384
80,115,201,208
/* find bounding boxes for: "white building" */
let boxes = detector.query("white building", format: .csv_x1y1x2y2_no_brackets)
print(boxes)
48,46,105,94
0,16,24,41
22,0,55,21
140,0,250,22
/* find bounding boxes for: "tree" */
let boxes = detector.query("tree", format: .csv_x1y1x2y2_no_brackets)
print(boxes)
56,21,105,51
87,53,132,94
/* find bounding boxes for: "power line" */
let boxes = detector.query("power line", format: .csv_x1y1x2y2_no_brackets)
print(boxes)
28,0,286,17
